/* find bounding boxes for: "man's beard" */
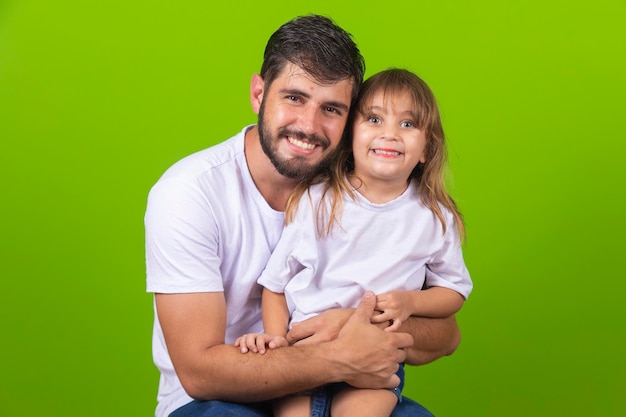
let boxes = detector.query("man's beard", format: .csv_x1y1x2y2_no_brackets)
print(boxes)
258,103,334,181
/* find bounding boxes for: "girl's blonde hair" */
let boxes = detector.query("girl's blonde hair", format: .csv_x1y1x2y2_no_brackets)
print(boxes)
286,68,465,240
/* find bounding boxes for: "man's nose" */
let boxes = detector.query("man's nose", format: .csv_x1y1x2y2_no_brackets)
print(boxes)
297,105,322,136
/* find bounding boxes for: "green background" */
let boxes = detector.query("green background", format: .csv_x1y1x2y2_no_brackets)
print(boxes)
1,0,624,415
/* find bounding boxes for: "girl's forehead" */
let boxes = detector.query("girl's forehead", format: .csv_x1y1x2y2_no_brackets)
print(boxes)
363,89,415,108
369,86,411,100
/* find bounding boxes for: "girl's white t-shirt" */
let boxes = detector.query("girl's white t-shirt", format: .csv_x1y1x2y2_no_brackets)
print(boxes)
259,181,472,324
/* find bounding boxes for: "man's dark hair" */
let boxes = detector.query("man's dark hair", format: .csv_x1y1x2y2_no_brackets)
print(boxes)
260,14,365,102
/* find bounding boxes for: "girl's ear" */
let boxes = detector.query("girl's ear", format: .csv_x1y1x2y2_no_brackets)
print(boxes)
250,74,265,114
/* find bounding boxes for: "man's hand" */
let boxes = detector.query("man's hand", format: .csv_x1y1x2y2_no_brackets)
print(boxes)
286,308,354,346
332,291,414,389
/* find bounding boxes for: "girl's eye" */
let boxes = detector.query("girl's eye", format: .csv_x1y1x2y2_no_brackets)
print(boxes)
367,116,381,124
401,121,415,128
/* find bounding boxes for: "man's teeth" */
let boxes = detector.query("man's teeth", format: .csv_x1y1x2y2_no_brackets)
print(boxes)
288,137,316,150
373,149,400,156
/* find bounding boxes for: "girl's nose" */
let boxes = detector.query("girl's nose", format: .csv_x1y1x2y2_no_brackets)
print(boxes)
380,124,400,141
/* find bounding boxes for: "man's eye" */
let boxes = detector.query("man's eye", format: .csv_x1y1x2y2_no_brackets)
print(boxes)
287,95,300,102
325,106,340,115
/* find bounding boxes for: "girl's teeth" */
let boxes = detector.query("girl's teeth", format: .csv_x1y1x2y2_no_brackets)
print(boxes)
374,149,400,156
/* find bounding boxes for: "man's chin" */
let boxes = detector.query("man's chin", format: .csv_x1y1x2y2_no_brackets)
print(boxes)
275,160,322,181
278,167,317,181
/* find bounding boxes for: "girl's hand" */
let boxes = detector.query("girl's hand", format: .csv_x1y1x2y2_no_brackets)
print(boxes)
372,291,414,332
234,333,288,354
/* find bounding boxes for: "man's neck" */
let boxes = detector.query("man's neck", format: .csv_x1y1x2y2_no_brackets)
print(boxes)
244,126,299,211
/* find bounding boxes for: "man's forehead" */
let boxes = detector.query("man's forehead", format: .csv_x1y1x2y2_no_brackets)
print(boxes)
279,62,353,89
279,62,325,86
274,62,353,104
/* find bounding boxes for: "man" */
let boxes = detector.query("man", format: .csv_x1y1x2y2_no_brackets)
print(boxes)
145,14,460,417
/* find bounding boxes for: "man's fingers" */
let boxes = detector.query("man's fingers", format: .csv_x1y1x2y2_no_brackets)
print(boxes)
353,291,376,321
388,373,401,389
392,331,414,353
286,320,311,344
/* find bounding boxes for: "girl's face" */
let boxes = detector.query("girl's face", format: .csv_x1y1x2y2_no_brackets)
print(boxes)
351,90,427,187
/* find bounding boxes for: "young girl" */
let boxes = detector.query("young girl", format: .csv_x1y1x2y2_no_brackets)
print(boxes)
236,68,473,417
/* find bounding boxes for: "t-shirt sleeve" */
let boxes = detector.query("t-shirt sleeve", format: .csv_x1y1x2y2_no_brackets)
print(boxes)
145,177,223,293
257,198,312,293
425,216,473,299
258,221,306,293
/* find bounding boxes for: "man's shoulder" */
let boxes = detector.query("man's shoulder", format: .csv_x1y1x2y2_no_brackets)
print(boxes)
159,128,248,182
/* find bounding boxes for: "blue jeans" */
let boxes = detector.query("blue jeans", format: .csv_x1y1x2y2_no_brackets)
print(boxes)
308,363,406,416
392,397,435,417
169,396,434,417
169,400,272,417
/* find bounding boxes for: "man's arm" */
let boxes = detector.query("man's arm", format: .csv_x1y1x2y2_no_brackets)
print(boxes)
156,291,412,402
397,315,461,365
286,308,461,366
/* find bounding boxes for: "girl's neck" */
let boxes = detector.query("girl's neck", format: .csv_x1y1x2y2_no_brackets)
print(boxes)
347,174,410,204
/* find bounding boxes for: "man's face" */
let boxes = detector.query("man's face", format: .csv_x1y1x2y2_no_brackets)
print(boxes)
257,62,353,180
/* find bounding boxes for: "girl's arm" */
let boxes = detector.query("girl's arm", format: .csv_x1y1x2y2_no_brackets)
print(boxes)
235,288,291,354
262,288,291,340
373,287,465,331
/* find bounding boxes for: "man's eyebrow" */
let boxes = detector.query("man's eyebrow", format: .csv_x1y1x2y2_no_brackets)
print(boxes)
280,88,310,99
280,88,350,113
325,100,350,113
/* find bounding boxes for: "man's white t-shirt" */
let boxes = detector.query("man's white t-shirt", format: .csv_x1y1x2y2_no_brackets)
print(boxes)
259,181,472,324
145,126,284,417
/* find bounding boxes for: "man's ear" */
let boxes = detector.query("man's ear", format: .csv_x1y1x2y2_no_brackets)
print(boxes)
250,74,265,114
